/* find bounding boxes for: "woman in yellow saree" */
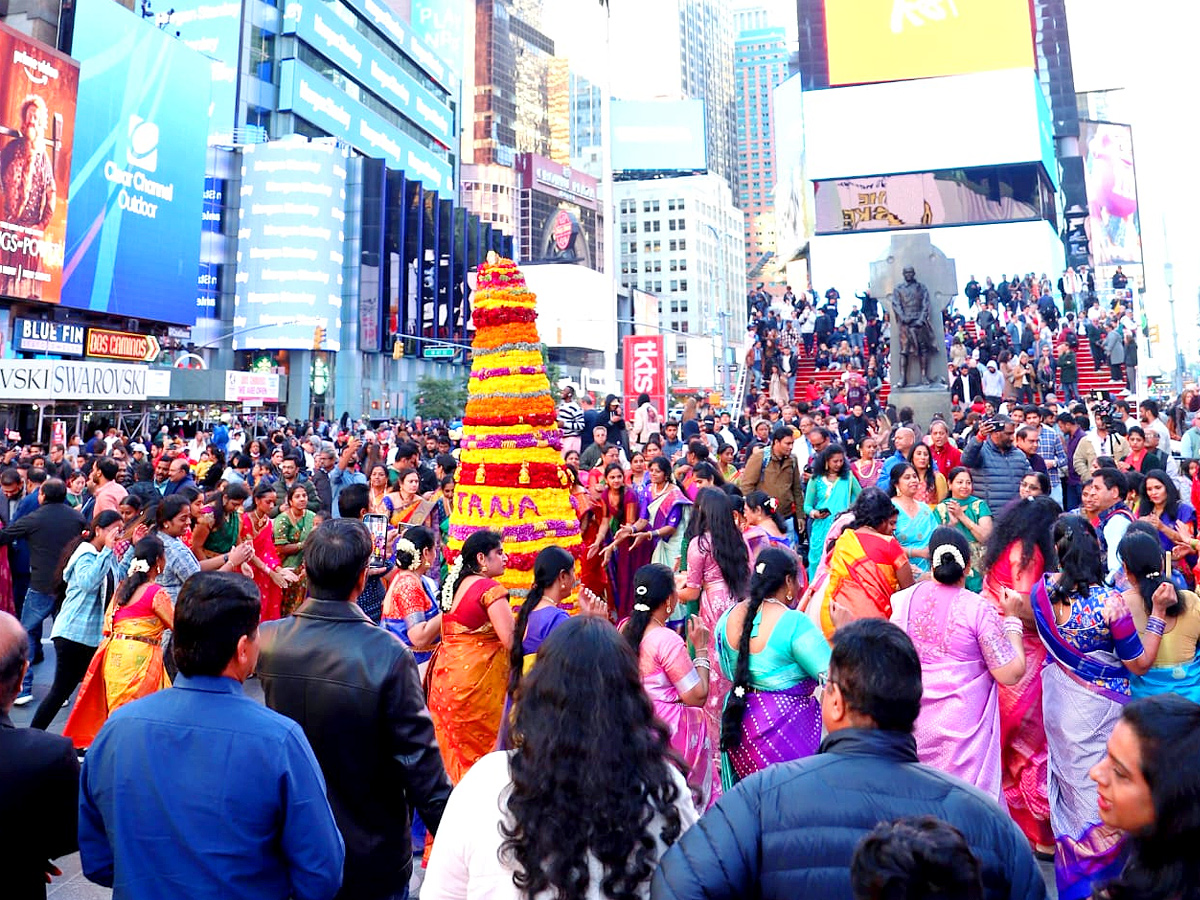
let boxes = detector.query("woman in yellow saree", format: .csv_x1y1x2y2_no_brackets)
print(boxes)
63,536,172,749
427,530,514,783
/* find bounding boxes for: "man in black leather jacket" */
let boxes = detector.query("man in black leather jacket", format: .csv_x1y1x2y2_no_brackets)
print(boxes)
652,619,1047,900
257,518,451,900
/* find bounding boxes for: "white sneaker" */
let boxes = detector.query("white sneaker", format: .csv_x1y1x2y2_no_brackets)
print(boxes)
13,691,32,706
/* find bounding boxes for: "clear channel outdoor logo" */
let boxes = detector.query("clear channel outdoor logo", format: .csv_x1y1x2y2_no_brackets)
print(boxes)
127,116,159,173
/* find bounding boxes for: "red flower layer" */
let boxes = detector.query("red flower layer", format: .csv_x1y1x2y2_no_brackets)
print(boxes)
472,306,538,327
462,412,557,427
505,544,585,570
457,461,566,488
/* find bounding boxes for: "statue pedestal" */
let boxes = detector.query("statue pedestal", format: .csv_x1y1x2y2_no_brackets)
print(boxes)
887,386,951,427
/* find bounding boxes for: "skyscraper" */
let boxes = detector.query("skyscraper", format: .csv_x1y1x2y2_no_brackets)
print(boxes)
607,0,737,195
735,13,789,286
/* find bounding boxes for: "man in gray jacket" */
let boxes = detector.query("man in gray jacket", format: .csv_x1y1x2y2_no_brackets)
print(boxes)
962,416,1030,511
1103,325,1125,382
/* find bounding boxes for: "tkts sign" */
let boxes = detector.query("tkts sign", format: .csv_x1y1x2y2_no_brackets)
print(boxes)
623,334,666,423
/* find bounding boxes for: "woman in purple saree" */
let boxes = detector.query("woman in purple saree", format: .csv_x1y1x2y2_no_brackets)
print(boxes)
716,546,830,790
1034,515,1169,900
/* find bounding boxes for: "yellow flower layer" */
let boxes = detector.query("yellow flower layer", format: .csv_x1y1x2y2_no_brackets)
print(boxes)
471,349,545,371
473,292,537,311
458,447,567,467
464,395,555,414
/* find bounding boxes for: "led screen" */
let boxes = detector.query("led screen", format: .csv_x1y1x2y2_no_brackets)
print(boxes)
824,0,1034,87
0,24,79,305
1081,121,1142,268
156,0,240,139
611,99,707,172
233,139,345,351
63,0,210,324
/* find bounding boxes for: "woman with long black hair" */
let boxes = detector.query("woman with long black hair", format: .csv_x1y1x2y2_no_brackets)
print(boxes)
674,487,749,800
29,510,124,730
717,546,830,790
1089,694,1200,900
425,616,697,899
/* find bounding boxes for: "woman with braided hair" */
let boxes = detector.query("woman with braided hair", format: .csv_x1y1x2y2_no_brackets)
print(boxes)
621,563,713,808
380,525,441,674
715,546,830,790
890,526,1027,801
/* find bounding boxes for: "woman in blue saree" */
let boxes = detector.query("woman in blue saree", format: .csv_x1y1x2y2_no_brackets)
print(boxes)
803,443,861,578
1034,515,1169,900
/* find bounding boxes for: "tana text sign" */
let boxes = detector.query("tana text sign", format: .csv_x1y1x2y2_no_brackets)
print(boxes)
0,358,150,400
824,0,1034,87
85,328,160,362
278,58,453,195
622,334,667,421
63,0,210,324
233,139,345,352
0,24,79,305
225,370,280,402
281,0,454,147
13,318,84,356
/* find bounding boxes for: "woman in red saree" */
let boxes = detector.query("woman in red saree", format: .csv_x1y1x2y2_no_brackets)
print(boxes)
574,466,611,609
980,495,1061,856
806,488,913,640
427,530,514,783
244,482,297,622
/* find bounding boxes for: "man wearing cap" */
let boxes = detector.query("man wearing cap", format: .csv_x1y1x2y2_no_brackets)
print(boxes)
963,416,1030,511
980,359,1005,410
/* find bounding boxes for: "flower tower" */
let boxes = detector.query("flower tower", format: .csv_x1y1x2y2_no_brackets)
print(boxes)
448,252,583,611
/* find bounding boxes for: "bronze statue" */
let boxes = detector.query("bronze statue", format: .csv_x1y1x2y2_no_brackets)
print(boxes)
891,266,938,387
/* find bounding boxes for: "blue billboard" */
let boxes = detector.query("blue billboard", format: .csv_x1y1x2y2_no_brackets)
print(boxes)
62,0,211,325
156,0,241,139
281,0,454,147
233,139,345,351
611,99,708,173
278,58,453,195
410,0,470,80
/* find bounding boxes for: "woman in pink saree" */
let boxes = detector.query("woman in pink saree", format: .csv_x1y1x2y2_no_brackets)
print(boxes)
891,527,1027,801
621,563,713,809
980,495,1061,855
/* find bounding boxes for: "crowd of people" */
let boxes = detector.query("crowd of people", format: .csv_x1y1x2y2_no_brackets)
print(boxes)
0,261,1197,900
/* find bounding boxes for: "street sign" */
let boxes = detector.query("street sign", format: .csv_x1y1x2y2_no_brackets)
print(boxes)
85,328,161,362
423,347,456,359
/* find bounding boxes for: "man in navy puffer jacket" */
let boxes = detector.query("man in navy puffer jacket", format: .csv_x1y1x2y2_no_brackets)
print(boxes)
651,620,1047,900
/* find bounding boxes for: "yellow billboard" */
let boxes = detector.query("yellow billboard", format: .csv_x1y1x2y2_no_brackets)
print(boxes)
825,0,1035,87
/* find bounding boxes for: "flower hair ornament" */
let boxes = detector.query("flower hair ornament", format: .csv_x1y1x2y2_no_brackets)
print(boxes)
440,556,465,611
756,561,767,575
395,537,420,570
636,584,649,596
633,603,651,612
128,558,151,575
932,544,965,569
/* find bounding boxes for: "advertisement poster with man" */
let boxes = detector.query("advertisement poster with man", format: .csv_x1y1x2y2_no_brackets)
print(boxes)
0,23,78,304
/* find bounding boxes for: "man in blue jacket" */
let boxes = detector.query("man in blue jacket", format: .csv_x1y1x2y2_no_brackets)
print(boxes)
962,415,1030,512
652,620,1047,900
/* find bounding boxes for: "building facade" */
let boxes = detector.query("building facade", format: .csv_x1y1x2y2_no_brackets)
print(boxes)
614,174,744,382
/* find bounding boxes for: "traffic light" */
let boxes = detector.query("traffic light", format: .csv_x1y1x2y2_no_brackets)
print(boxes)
1148,324,1161,344
392,337,403,360
312,325,325,350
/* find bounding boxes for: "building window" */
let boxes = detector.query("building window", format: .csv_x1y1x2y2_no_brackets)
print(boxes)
680,279,688,291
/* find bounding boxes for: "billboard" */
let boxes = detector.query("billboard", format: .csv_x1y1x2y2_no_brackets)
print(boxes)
0,26,79,305
233,139,345,351
278,58,453,194
824,0,1034,87
804,69,1056,186
281,0,454,147
62,0,211,324
156,0,239,138
1081,121,1142,268
410,0,470,79
622,334,667,421
813,166,1052,234
611,100,706,173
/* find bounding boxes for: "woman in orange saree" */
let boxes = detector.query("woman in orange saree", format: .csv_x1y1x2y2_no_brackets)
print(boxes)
980,495,1061,856
62,536,172,749
427,530,514,783
390,468,439,531
804,488,914,640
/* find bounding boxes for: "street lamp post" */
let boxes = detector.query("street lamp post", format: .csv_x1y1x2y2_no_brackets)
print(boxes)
701,223,733,399
1165,262,1184,393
